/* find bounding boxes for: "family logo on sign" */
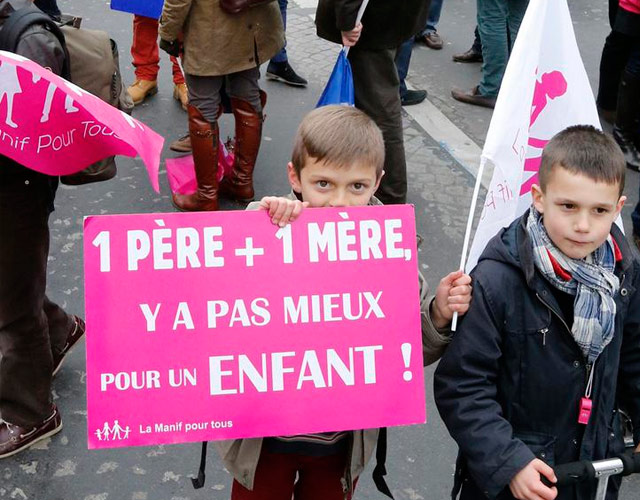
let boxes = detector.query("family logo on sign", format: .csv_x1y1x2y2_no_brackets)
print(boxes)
95,420,131,442
0,50,164,190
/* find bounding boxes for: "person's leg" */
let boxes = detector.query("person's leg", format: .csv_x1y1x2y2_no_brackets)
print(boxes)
0,177,56,428
453,26,483,62
220,67,264,201
266,0,307,86
613,40,640,172
395,39,413,100
349,46,406,205
131,15,160,81
231,449,297,500
426,0,444,33
271,0,288,64
172,74,223,211
128,15,160,104
293,451,349,500
506,0,529,53
34,0,61,19
418,0,444,49
395,40,427,106
477,0,509,97
597,30,632,121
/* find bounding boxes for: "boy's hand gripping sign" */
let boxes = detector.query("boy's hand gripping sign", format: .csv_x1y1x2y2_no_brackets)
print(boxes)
84,206,426,449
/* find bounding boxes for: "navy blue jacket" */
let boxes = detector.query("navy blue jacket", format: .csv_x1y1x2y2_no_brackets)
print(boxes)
434,211,640,500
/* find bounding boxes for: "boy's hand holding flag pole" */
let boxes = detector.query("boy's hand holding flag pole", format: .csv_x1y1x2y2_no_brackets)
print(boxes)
451,0,603,331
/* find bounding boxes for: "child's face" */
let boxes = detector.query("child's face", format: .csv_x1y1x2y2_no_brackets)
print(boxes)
287,158,381,208
531,166,625,260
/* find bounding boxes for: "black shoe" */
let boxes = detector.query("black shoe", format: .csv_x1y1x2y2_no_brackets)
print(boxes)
266,61,308,87
452,48,483,63
401,89,428,106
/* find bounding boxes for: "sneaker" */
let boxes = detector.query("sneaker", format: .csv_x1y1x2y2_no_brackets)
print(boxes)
0,406,62,459
170,133,192,153
401,89,428,106
173,83,188,111
126,79,158,105
266,61,308,87
422,31,443,50
52,315,85,377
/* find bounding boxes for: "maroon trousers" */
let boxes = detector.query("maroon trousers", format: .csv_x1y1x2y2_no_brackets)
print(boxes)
231,448,356,500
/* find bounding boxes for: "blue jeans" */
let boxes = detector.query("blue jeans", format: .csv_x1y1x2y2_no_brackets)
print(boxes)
477,0,529,97
418,0,443,35
271,0,288,64
395,39,414,99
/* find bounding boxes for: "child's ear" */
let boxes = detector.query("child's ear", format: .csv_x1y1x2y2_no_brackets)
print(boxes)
531,184,545,213
374,170,385,192
614,195,627,217
287,162,302,193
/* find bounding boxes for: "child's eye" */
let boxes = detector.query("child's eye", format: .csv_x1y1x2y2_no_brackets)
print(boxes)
562,203,575,210
352,183,365,191
594,207,609,214
316,180,330,188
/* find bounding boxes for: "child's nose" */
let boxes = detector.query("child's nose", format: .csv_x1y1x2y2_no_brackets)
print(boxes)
574,212,590,232
329,191,347,207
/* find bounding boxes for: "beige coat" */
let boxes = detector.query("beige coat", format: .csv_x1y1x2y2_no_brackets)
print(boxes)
159,0,284,76
215,196,452,495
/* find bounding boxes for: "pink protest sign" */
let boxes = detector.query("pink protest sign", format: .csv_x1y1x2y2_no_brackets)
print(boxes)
0,51,164,191
84,205,426,449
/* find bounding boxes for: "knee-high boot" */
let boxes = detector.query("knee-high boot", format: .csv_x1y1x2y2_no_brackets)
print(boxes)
219,91,266,202
172,105,220,211
613,71,640,172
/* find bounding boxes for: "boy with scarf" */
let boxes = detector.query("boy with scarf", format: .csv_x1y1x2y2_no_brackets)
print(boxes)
434,125,640,500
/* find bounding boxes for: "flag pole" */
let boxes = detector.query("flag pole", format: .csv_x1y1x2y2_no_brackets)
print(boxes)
451,156,487,331
343,0,370,57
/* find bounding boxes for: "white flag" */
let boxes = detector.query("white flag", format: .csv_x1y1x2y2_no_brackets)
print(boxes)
466,0,601,271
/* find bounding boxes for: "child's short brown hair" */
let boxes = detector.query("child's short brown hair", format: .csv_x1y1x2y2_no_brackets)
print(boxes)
539,125,626,196
291,105,385,178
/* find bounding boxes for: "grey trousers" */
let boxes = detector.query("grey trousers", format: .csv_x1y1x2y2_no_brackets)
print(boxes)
348,46,406,205
186,67,263,122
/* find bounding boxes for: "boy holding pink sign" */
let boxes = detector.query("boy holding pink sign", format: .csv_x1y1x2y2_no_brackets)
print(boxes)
214,105,472,500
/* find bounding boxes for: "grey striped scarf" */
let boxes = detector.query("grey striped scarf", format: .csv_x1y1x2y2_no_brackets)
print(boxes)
526,208,619,364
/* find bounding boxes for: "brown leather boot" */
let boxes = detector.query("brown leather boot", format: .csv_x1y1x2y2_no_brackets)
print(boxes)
219,92,266,202
172,105,219,211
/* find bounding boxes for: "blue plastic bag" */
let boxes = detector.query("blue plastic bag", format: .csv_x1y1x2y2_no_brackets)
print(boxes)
111,0,164,19
316,48,355,107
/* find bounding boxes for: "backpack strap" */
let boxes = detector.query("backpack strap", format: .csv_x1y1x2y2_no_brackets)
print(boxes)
0,5,70,79
372,427,394,499
191,441,208,489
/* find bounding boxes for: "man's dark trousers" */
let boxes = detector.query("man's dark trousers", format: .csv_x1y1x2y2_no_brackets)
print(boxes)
0,173,72,427
349,46,406,205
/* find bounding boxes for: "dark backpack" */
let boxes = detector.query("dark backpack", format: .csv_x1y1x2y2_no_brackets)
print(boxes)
0,4,133,185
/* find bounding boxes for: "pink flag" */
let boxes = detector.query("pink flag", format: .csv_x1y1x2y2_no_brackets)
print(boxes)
0,50,164,191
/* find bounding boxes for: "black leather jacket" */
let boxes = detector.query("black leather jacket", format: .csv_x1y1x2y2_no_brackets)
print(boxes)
315,0,430,50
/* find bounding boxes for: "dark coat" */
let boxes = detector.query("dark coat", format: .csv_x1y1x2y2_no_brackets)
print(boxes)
315,0,430,50
434,211,640,500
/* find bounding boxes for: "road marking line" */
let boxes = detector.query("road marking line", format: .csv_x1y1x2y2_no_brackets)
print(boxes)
403,82,491,188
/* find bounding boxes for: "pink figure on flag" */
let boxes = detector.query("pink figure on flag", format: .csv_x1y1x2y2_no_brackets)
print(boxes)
519,70,568,195
0,61,22,128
